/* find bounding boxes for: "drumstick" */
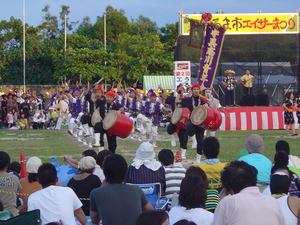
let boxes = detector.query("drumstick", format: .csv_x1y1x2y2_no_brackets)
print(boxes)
94,78,104,86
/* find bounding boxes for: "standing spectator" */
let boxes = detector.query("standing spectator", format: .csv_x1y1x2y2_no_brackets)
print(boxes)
126,142,166,195
1,94,8,123
169,176,214,225
28,163,86,225
20,97,30,120
67,156,101,216
88,154,153,225
238,134,272,183
211,161,285,225
6,110,14,129
158,149,185,199
193,137,227,191
0,151,22,216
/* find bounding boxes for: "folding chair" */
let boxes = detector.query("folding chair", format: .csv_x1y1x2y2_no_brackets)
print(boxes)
0,209,40,225
127,183,169,209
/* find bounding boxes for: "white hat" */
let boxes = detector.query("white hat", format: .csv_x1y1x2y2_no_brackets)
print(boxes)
26,157,42,173
78,156,96,171
135,142,155,160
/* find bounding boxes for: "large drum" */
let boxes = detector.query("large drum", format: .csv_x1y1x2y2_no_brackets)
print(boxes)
190,106,222,131
171,108,190,129
103,110,133,138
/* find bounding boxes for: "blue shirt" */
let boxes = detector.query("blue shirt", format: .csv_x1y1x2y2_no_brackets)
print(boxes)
238,153,272,182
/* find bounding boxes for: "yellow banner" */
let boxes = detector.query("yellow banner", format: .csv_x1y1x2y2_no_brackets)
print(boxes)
182,13,299,35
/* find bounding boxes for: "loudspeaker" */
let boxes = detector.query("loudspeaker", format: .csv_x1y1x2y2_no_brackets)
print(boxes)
256,94,269,106
240,94,256,106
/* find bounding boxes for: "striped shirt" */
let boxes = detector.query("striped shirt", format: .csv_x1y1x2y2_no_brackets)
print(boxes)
164,166,186,198
126,165,166,195
204,189,220,213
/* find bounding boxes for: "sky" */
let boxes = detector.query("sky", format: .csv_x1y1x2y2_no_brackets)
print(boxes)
1,0,300,29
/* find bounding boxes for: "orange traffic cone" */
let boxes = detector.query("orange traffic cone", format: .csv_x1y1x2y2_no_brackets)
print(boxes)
175,150,182,163
20,153,28,178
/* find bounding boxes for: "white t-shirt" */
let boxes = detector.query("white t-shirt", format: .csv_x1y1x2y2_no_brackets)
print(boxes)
28,185,82,225
211,186,286,225
93,165,105,183
169,205,213,225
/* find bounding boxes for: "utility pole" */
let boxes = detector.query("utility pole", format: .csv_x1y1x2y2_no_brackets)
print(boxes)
22,0,26,93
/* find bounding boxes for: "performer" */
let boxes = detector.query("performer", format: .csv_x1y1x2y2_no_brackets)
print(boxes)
126,89,142,140
92,86,105,150
282,92,296,136
53,93,69,130
222,69,236,106
294,92,300,137
142,91,169,147
201,88,229,137
93,91,124,153
166,86,189,158
239,69,256,95
182,83,208,163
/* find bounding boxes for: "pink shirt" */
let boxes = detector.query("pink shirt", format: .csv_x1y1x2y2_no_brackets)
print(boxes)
7,113,13,121
212,186,286,225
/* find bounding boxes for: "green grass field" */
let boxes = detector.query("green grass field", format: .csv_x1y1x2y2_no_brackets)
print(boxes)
1,126,299,166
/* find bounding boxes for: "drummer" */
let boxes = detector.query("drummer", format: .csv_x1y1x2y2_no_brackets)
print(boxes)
167,85,189,159
93,91,124,153
201,88,229,137
182,83,209,163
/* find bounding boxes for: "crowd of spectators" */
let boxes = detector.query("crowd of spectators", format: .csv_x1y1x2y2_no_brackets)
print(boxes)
0,91,57,130
1,136,300,225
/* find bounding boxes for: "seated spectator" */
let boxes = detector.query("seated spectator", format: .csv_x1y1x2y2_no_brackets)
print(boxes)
7,161,21,179
238,134,272,183
32,112,45,129
126,142,166,195
262,156,300,198
67,156,101,216
193,137,227,191
211,161,285,225
0,151,22,216
173,220,196,225
135,210,169,225
276,140,300,172
96,150,112,183
185,166,220,213
18,156,42,212
0,201,14,220
64,149,102,180
18,156,61,213
270,172,300,225
17,113,28,130
169,176,213,225
88,154,153,225
28,163,87,225
158,149,185,199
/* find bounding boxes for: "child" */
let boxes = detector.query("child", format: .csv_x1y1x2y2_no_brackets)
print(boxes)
17,113,28,130
6,110,14,129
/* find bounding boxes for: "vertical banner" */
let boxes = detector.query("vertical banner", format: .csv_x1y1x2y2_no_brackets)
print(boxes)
198,25,226,89
173,61,191,90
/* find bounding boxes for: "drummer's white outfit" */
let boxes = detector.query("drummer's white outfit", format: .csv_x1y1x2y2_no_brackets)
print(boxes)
204,97,222,137
127,97,142,141
53,99,69,130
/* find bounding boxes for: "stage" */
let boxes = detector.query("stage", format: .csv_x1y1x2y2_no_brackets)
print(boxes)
219,106,299,131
